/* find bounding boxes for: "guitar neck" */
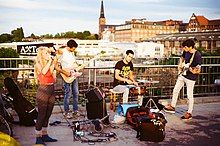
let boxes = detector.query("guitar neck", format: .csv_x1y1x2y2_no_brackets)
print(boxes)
77,54,102,71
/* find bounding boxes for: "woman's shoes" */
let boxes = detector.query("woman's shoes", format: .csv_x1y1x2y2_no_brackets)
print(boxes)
42,135,58,142
36,137,46,145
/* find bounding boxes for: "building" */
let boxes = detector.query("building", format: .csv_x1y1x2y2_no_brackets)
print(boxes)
146,31,220,56
98,1,181,42
114,18,180,42
187,13,220,32
98,0,118,40
98,0,106,39
98,1,220,44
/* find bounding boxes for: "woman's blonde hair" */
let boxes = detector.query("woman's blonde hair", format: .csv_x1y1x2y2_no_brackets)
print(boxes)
34,47,49,78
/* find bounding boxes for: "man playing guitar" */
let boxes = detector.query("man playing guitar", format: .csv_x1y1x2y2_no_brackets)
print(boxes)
55,39,84,119
164,39,202,120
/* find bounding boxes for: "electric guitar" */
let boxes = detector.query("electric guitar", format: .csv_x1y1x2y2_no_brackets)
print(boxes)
178,62,201,76
60,52,105,83
178,61,190,76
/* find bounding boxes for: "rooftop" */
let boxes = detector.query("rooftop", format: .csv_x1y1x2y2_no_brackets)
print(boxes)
10,96,220,146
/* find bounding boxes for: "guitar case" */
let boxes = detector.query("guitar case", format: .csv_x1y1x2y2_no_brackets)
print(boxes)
4,77,38,126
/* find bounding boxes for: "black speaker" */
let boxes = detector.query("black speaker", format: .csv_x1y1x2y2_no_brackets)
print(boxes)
85,87,105,103
86,100,107,119
86,99,110,125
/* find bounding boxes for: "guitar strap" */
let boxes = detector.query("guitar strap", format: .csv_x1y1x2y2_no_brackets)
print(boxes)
189,50,197,66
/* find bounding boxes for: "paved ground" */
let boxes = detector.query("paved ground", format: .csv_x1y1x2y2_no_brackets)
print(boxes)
11,96,220,146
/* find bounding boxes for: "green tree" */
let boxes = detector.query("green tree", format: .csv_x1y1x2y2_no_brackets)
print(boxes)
64,31,76,38
42,34,53,38
85,35,97,40
94,34,99,40
76,32,84,39
11,27,24,42
83,31,91,37
54,33,61,38
0,33,12,43
0,47,20,82
0,47,19,68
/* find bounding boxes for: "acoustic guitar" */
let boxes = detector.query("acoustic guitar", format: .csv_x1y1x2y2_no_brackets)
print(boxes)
60,52,105,83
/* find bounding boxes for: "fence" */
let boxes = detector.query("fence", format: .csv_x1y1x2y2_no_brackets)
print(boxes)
0,56,219,104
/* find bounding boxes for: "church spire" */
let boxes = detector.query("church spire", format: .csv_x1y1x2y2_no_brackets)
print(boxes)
100,0,105,18
99,0,106,39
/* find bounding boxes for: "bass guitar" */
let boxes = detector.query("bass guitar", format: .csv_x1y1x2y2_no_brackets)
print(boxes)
60,52,105,83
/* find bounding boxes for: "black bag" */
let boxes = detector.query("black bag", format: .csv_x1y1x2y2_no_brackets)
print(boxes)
136,119,165,142
4,77,38,126
126,106,151,128
85,87,105,102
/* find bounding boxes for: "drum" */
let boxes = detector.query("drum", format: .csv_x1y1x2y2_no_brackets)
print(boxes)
129,86,147,96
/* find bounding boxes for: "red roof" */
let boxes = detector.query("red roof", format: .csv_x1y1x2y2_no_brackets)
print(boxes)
196,16,209,25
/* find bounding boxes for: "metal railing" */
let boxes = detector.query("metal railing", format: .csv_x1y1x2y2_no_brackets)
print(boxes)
0,56,219,104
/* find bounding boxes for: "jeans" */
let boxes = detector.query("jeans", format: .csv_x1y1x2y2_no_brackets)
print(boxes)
171,75,195,114
113,85,134,103
63,79,79,112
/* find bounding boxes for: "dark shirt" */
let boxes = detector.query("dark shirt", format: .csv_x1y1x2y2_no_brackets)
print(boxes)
182,51,202,81
113,60,133,87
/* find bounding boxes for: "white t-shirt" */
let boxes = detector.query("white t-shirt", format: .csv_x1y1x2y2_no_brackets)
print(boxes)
59,48,78,69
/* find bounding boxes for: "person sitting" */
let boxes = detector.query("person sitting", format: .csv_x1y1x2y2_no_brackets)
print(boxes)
112,50,138,103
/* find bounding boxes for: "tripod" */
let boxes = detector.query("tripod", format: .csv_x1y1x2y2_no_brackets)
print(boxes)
137,79,160,111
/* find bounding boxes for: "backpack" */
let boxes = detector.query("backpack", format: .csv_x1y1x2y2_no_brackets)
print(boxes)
136,117,165,142
125,106,152,129
125,105,167,142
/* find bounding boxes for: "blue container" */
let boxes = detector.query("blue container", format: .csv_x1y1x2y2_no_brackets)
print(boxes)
117,103,139,116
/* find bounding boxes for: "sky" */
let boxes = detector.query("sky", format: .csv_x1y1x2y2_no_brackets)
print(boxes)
0,0,220,37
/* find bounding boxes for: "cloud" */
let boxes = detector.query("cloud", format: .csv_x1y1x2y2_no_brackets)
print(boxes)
0,0,95,12
0,0,219,36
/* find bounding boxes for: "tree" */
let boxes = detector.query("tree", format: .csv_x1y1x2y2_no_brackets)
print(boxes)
11,27,24,42
76,32,84,39
41,34,53,38
64,31,76,38
94,34,99,40
0,47,19,78
0,47,19,68
0,33,12,43
54,33,61,38
83,31,91,37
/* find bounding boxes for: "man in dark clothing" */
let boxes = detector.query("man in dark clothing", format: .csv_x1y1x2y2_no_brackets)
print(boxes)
113,50,138,103
164,39,202,120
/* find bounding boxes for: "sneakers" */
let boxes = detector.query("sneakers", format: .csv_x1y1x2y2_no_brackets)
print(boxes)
163,104,175,114
42,135,58,142
63,111,73,119
72,111,81,117
181,112,192,120
36,137,46,145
